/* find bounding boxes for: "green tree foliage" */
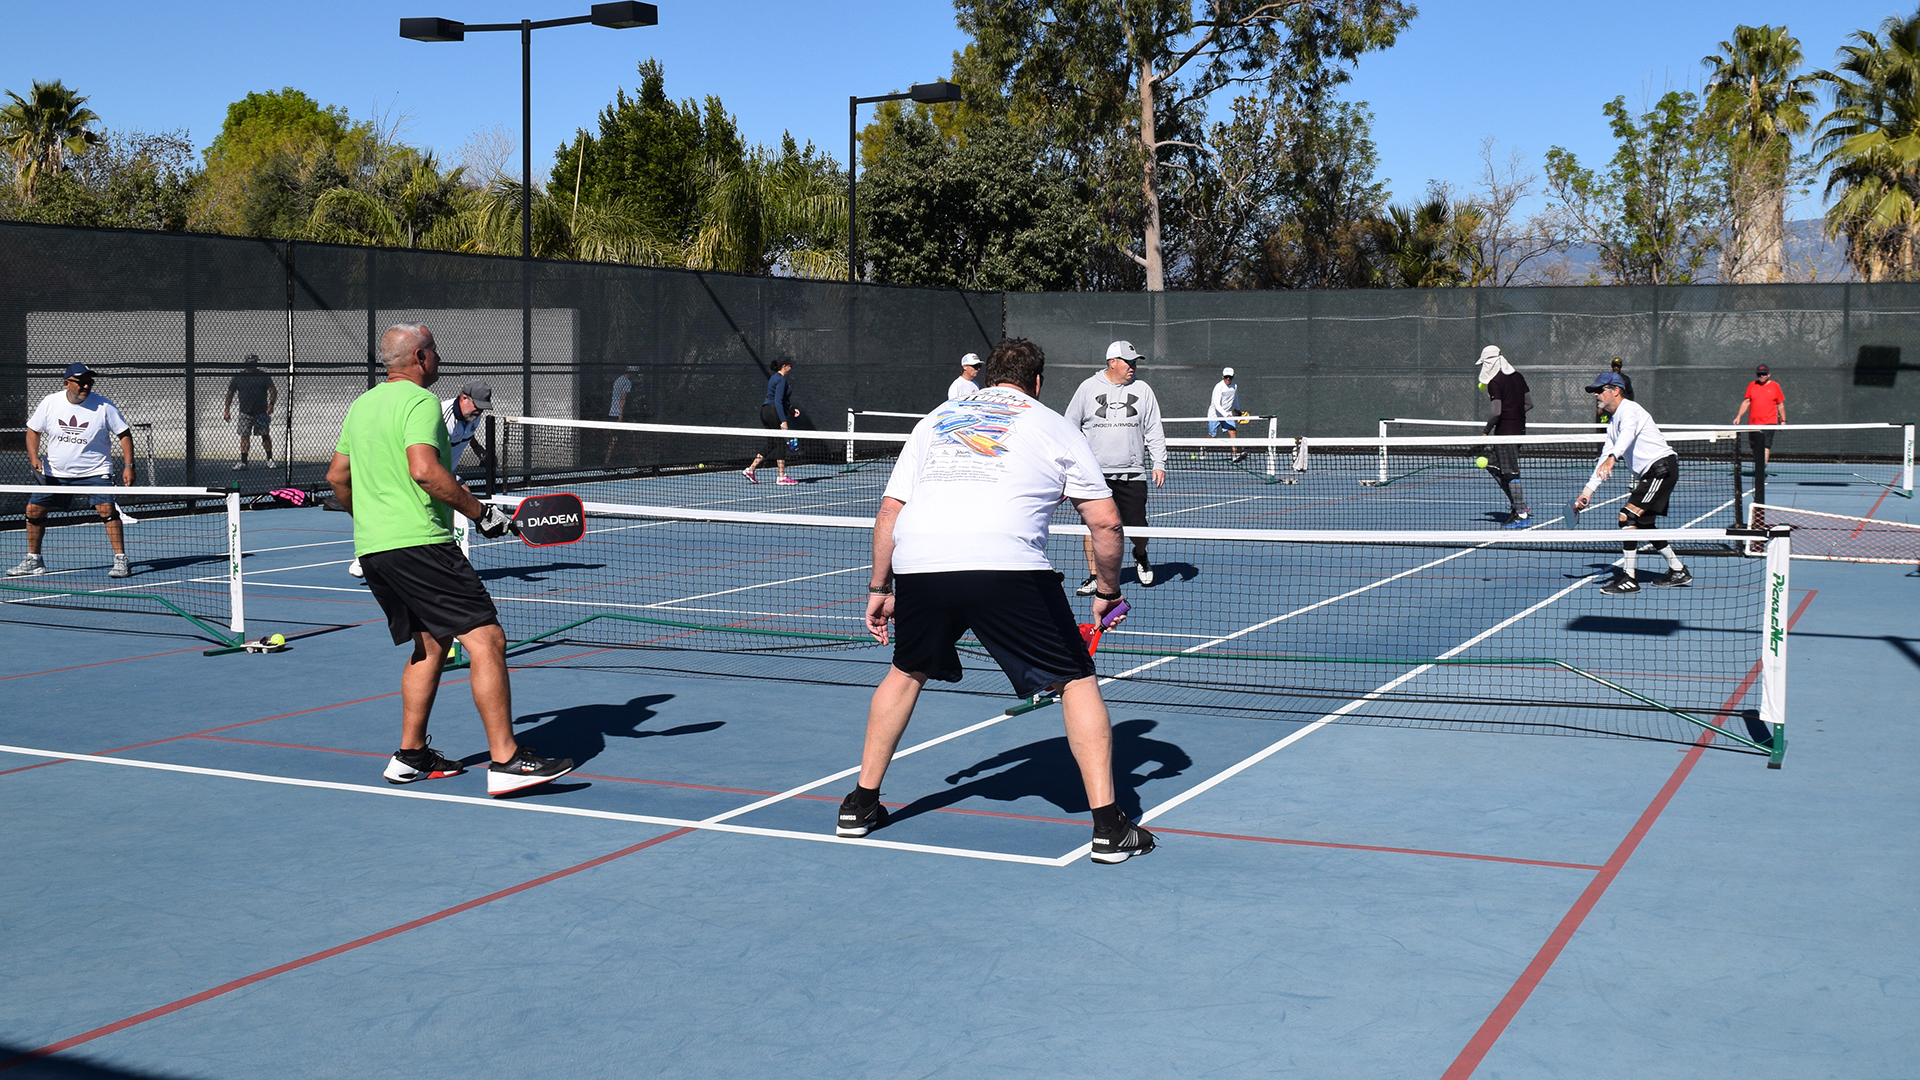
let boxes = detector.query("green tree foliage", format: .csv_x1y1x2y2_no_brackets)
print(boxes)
1,128,197,230
859,112,1088,289
196,88,376,236
1703,24,1815,283
306,150,470,249
2,78,101,199
690,134,845,278
1815,11,1920,281
1544,92,1729,285
1249,96,1389,288
549,60,743,248
1367,191,1484,287
956,0,1414,290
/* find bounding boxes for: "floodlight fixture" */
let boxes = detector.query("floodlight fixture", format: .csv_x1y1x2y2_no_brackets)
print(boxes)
848,81,965,282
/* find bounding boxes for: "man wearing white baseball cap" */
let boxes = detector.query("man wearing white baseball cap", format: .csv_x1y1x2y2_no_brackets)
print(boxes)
948,353,983,401
1207,366,1246,462
1064,340,1167,591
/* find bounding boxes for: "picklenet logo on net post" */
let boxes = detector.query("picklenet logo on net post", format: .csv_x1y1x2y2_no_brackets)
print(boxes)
1768,572,1787,656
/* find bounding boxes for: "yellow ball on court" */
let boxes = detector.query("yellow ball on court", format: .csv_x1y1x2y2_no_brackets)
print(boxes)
267,633,286,647
1474,456,1488,469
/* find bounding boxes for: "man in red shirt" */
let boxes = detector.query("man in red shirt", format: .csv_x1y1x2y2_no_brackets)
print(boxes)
1733,364,1787,464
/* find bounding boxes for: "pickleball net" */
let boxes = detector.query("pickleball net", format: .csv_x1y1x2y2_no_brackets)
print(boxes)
0,485,245,651
491,416,1746,531
465,494,1791,763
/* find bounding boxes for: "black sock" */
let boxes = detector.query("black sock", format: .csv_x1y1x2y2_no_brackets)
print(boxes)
853,785,880,808
1091,803,1123,832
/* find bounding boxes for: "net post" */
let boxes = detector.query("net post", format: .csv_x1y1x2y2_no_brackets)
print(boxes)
225,489,245,638
846,409,856,466
1377,417,1388,483
1762,525,1791,768
485,414,497,498
1903,423,1913,492
1266,415,1278,477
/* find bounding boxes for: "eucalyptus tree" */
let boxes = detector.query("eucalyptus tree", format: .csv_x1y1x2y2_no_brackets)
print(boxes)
1814,11,1920,281
1703,24,1815,283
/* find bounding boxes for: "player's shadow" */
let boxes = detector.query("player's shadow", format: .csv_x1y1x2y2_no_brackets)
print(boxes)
474,560,603,583
0,1044,200,1079
504,693,718,766
889,718,1192,823
1131,560,1198,586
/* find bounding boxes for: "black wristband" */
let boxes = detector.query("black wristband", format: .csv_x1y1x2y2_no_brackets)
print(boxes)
1094,589,1123,601
868,585,893,595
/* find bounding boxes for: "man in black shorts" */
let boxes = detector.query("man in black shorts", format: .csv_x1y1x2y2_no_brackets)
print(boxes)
838,337,1156,863
1575,371,1691,595
328,322,574,796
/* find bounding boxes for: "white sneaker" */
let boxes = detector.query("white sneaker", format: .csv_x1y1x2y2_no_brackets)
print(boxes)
265,458,276,469
348,558,363,579
231,461,248,471
7,553,47,577
1135,561,1156,587
109,554,131,579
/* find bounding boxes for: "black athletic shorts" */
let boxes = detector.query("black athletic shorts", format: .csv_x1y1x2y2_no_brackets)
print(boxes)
1748,429,1776,457
359,542,501,645
759,403,786,458
892,569,1096,698
1625,455,1678,521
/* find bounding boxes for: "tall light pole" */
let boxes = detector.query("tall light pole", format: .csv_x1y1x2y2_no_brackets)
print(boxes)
848,81,963,283
400,2,658,260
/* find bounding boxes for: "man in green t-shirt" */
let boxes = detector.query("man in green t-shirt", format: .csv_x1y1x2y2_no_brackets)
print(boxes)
327,322,573,797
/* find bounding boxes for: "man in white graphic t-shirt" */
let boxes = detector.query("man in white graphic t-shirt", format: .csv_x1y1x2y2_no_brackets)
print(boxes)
10,362,136,579
947,353,983,400
836,337,1157,864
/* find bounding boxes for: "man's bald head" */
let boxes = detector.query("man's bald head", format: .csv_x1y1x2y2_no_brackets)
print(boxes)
379,323,439,386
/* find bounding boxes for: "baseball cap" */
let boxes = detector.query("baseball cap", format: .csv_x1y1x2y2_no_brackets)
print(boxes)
1222,366,1235,376
1755,364,1770,375
243,354,262,368
1106,340,1143,363
961,352,982,368
63,362,94,381
461,380,493,410
1584,371,1627,393
1611,357,1623,369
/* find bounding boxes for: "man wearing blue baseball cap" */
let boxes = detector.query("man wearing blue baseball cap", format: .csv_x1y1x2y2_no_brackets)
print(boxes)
1573,370,1690,595
10,363,137,579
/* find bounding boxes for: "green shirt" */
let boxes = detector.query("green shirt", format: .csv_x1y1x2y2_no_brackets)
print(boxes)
335,380,455,557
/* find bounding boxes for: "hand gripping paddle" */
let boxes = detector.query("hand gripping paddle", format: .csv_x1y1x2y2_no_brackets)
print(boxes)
508,493,586,547
1077,599,1131,656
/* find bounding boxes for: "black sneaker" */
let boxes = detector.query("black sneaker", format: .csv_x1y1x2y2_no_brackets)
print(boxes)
487,746,575,796
383,737,466,784
836,790,889,837
1075,575,1099,597
1600,574,1641,595
1091,812,1157,864
1650,566,1693,587
1500,510,1531,529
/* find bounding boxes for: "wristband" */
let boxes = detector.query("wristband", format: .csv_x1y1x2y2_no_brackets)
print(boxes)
1094,589,1123,601
868,585,893,595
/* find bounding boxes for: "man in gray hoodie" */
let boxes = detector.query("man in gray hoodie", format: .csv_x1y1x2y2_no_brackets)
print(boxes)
1064,340,1167,590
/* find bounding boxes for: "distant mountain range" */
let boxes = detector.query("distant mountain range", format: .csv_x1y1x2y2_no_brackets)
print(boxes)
1543,219,1853,284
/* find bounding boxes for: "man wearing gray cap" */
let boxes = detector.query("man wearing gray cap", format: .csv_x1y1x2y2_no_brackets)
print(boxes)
1065,340,1167,591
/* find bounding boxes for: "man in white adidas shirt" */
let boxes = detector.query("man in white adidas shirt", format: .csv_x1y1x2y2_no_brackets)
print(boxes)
10,363,136,579
1207,366,1246,462
1573,371,1691,595
947,353,983,400
1064,340,1167,591
836,336,1157,864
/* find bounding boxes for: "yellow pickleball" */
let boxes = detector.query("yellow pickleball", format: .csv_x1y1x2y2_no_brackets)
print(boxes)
267,633,286,647
1474,456,1488,469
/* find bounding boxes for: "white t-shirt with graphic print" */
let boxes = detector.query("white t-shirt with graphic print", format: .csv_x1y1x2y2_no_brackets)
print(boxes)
26,390,131,478
884,386,1111,573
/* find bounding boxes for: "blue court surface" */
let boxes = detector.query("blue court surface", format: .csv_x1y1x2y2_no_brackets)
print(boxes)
1,469,1914,1079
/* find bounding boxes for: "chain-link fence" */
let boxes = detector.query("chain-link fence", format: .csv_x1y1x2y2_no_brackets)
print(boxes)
1005,287,1920,436
0,222,1002,495
5,220,1919,498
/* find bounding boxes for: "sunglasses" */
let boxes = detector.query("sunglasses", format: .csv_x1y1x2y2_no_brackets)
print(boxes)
64,376,94,386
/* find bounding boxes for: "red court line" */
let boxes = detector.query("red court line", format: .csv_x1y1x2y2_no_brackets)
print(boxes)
1850,484,1893,539
0,827,696,1074
0,644,212,680
1439,589,1817,1080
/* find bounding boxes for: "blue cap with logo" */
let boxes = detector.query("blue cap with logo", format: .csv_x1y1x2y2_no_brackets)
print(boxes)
63,362,94,380
1585,371,1626,393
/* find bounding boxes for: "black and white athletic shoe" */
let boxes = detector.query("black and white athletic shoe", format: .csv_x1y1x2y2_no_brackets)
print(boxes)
1500,510,1531,529
1650,566,1693,587
1091,812,1157,864
1600,574,1641,595
1135,561,1156,587
1075,574,1099,597
836,790,889,837
383,737,466,784
487,746,574,796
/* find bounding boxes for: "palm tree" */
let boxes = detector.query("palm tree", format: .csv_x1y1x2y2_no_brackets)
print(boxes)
1814,12,1920,281
1368,195,1483,288
1703,25,1816,283
1,78,102,199
688,139,846,278
307,151,473,249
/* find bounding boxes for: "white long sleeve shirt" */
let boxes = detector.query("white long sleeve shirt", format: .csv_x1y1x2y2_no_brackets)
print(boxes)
1583,398,1676,493
1208,380,1238,419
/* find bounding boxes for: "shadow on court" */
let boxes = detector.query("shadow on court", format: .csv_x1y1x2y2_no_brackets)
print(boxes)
0,1045,197,1079
890,718,1192,823
1130,560,1198,586
510,693,722,765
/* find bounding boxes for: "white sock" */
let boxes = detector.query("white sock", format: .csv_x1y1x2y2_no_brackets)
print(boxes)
1621,548,1636,575
1663,547,1683,570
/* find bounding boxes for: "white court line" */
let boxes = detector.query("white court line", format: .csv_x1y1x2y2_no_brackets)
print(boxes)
0,744,1060,867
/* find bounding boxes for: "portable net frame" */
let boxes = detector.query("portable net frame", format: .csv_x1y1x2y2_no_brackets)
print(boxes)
0,485,246,651
490,417,1745,532
464,491,1792,766
1749,503,1920,565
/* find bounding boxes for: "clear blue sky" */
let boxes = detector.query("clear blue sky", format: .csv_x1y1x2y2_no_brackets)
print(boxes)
2,1,1903,219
